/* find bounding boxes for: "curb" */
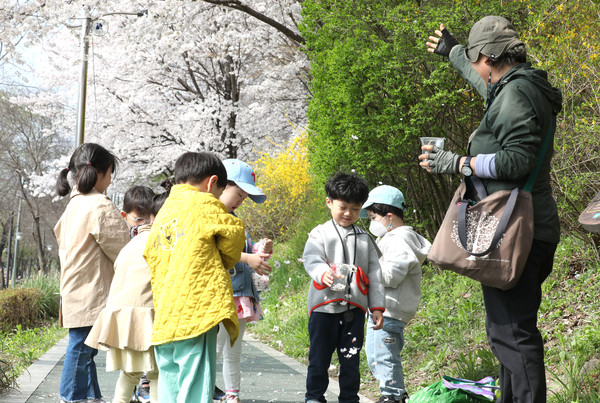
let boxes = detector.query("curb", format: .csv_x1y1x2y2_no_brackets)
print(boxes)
1,333,374,403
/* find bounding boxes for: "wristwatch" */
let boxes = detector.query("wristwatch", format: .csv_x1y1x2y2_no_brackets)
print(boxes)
461,156,473,177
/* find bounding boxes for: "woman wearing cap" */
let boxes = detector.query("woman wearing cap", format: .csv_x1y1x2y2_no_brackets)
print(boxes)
420,16,562,402
215,159,273,403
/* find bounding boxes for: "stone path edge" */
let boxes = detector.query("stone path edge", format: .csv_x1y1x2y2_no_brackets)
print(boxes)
1,333,374,403
0,335,69,403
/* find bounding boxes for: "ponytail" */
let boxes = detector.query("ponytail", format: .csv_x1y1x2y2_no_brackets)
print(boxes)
77,164,100,194
56,143,119,196
55,167,72,197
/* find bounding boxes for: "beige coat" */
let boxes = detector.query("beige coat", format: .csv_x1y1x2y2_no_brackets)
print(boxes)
55,188,130,328
85,225,154,351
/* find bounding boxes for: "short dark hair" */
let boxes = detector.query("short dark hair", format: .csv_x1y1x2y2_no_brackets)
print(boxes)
151,178,173,216
325,172,369,204
123,186,155,215
174,152,227,188
365,202,404,220
56,143,119,196
152,192,170,216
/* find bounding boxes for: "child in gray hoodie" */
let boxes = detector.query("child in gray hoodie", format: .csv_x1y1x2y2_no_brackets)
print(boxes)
303,172,385,403
361,185,431,403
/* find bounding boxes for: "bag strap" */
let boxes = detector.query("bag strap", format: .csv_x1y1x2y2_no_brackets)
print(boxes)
457,121,555,256
523,121,555,192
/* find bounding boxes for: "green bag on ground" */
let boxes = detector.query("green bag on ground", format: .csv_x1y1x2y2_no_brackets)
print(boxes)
410,376,498,402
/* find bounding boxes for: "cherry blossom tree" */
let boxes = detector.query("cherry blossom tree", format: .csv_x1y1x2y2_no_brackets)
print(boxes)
5,0,309,193
0,91,71,275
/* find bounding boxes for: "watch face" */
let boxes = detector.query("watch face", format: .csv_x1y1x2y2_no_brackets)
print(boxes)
462,166,473,176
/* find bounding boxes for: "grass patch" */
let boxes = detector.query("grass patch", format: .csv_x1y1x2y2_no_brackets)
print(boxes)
249,226,600,401
0,320,67,393
18,272,61,319
0,271,65,393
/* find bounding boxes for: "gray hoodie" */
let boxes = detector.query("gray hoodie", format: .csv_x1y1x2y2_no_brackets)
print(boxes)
376,226,431,323
303,219,386,316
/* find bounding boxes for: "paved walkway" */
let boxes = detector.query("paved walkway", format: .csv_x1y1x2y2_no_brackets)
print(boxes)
0,332,374,403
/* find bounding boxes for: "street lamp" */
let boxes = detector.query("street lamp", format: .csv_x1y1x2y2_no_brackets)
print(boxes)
46,244,54,271
66,6,148,146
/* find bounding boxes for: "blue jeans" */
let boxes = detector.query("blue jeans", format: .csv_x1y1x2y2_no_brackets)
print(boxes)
366,315,406,399
59,326,102,402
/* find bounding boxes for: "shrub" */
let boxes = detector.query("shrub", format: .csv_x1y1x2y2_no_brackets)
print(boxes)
0,288,42,333
236,131,322,242
18,272,60,319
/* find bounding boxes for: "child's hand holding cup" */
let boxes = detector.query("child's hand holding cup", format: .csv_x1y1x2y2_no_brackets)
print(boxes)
330,263,354,291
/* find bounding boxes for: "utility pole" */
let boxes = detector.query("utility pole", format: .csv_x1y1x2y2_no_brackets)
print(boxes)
75,6,92,147
67,7,148,146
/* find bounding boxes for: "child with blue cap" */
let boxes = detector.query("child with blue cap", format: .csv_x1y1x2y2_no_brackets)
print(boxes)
361,185,432,403
215,159,273,403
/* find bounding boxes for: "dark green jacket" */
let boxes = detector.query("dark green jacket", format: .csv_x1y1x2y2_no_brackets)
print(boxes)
450,45,562,243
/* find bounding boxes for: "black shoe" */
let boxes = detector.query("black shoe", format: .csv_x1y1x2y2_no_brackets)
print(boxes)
377,396,400,403
213,385,226,402
130,385,139,403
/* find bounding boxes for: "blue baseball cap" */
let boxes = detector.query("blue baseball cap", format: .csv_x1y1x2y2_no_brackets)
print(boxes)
223,159,266,203
360,185,405,218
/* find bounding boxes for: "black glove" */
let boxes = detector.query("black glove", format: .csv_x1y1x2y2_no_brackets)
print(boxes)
433,28,459,57
427,146,460,174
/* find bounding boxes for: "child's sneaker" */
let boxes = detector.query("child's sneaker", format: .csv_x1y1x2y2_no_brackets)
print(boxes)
137,381,150,403
225,394,241,403
213,386,226,402
377,396,400,403
130,386,139,403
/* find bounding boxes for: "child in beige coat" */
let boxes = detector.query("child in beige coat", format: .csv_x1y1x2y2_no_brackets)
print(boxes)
86,189,170,403
55,143,130,403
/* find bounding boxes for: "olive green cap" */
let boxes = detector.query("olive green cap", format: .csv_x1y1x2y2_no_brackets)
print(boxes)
465,16,524,62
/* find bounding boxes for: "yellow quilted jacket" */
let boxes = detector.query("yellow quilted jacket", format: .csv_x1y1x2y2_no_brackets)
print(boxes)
144,184,245,346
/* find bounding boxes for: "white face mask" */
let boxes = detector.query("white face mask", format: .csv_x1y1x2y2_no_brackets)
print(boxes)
369,216,390,237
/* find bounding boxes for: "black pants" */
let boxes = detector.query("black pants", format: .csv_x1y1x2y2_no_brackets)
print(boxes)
306,310,365,403
482,239,557,403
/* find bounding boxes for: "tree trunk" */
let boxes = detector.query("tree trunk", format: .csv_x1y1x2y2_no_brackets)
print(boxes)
19,180,48,274
32,215,47,274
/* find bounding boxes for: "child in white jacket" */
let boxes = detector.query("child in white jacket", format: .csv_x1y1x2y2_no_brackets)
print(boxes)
361,185,431,403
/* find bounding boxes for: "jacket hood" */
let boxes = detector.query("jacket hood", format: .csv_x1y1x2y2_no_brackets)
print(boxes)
496,63,563,115
394,226,431,264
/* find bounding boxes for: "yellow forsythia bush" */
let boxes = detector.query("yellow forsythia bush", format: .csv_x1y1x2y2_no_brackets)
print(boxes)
237,131,321,241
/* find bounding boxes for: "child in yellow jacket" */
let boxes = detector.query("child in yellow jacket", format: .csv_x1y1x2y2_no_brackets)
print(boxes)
144,152,246,403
